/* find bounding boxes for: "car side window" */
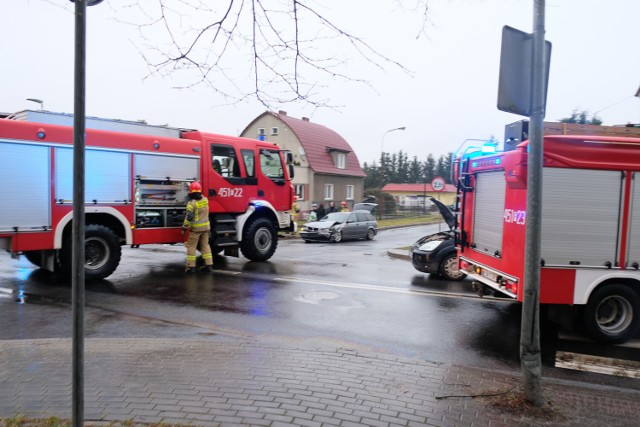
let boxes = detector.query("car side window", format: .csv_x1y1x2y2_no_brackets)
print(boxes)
356,213,369,222
346,213,356,223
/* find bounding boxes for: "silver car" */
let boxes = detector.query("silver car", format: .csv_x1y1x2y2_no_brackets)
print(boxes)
300,210,378,243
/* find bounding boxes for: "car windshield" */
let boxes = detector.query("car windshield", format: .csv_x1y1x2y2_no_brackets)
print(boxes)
319,212,349,223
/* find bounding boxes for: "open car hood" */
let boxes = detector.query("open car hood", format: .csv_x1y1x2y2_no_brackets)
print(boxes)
352,202,377,212
430,197,455,230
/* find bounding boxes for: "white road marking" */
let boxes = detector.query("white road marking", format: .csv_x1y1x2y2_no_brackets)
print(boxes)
272,275,510,302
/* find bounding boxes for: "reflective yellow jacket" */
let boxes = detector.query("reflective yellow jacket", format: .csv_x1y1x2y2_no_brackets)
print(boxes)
183,198,210,232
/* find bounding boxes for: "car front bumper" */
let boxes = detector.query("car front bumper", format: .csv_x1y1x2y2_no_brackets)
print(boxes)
410,249,441,274
299,230,333,242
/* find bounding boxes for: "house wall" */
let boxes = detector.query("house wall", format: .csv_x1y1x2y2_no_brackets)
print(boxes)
312,173,364,210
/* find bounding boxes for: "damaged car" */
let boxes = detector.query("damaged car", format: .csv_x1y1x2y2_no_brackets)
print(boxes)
300,205,377,243
410,197,466,281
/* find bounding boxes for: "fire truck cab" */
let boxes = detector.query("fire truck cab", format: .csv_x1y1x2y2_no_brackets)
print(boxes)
0,110,296,280
454,121,640,343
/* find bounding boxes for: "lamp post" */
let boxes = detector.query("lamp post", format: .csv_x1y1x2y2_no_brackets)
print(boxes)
379,126,406,184
69,2,103,427
26,98,44,110
380,126,406,156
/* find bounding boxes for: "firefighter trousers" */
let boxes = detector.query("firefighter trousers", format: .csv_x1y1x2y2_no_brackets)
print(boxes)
185,230,213,268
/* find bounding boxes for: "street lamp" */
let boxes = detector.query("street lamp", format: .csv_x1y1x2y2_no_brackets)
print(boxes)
26,98,44,110
68,2,103,427
380,126,406,156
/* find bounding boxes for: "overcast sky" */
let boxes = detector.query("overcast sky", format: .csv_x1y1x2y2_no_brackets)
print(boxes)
4,1,639,166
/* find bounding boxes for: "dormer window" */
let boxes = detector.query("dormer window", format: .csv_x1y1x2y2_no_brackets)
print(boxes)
326,147,349,170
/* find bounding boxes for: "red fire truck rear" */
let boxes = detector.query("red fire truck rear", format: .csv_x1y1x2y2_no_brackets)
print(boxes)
0,110,297,280
454,121,640,343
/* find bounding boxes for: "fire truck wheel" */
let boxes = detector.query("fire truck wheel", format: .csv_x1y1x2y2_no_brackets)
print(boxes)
240,218,277,262
440,253,466,281
584,284,640,344
59,224,122,281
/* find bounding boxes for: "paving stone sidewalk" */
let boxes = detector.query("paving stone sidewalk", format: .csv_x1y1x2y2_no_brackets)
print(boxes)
1,338,639,426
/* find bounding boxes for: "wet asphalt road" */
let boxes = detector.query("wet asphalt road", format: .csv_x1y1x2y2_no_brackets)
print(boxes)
1,224,639,389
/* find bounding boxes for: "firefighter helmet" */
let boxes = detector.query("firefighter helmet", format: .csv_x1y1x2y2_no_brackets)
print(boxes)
189,181,202,193
340,201,347,206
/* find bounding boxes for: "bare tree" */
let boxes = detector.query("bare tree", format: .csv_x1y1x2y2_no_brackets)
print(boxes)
119,0,429,108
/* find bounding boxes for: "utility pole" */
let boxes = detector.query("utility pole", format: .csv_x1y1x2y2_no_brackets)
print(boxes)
70,2,103,426
520,0,546,406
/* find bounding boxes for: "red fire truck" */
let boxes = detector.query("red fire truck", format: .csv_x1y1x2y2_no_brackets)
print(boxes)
454,121,640,343
0,110,296,280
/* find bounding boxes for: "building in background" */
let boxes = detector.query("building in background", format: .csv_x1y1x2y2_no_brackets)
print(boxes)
241,111,366,218
381,183,457,210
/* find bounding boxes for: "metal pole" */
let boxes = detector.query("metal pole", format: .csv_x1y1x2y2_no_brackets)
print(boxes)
520,0,545,406
72,1,87,425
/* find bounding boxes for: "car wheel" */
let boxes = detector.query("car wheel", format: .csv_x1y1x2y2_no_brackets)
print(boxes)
331,230,342,243
583,284,640,344
440,253,465,281
365,228,375,240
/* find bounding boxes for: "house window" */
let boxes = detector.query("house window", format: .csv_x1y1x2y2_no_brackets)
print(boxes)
324,184,334,200
336,153,346,169
271,127,279,136
294,184,305,201
346,185,354,200
258,128,265,135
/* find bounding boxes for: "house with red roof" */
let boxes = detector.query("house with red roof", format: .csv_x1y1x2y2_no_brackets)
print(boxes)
241,111,366,215
381,183,457,209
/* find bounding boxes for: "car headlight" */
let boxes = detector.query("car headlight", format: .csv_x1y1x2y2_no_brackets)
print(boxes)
418,240,444,252
318,229,331,235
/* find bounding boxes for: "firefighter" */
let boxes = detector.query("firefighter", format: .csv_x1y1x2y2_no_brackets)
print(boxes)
340,200,349,212
181,181,214,273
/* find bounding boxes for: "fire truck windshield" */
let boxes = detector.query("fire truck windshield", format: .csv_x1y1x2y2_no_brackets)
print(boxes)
260,149,285,180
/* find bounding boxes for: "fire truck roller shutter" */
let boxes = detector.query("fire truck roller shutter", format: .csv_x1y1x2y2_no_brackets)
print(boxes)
626,172,640,268
134,153,199,181
472,171,506,256
541,168,622,267
55,147,130,203
0,142,50,231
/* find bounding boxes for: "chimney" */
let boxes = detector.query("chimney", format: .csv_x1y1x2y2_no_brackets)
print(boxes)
278,110,287,116
302,117,309,122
